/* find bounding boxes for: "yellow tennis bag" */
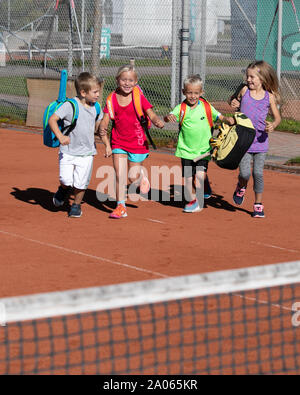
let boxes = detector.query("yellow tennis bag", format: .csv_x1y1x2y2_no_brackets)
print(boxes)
210,112,255,170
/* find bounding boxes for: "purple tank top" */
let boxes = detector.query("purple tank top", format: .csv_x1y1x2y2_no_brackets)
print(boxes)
240,89,270,153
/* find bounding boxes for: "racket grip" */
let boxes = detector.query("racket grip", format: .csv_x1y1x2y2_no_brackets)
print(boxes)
58,69,68,102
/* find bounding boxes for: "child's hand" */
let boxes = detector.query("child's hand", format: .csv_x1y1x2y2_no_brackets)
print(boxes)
230,99,240,111
219,115,235,126
105,146,112,158
227,117,235,126
59,135,70,145
265,121,274,133
155,119,165,129
164,114,177,123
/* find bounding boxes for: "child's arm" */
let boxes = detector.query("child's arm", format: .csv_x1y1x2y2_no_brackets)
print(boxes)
146,108,165,128
101,135,112,158
101,134,112,157
97,113,110,137
265,94,281,133
229,84,247,110
97,113,112,157
48,113,70,145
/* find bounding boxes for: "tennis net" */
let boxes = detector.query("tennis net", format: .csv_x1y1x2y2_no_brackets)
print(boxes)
1,260,300,375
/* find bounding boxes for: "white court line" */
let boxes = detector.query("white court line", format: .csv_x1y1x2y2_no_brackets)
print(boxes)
252,241,299,254
234,294,293,312
0,230,294,313
0,230,169,279
146,218,166,224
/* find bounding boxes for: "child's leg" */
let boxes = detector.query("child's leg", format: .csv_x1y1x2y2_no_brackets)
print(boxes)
194,169,205,199
182,159,202,213
53,153,74,207
112,154,128,203
68,155,94,218
184,176,195,203
233,153,251,205
58,153,73,188
181,158,195,203
252,153,267,204
109,153,128,219
128,160,142,185
192,173,210,193
127,153,150,194
251,153,266,218
192,160,208,201
183,175,202,213
194,160,208,207
73,189,85,205
238,152,252,187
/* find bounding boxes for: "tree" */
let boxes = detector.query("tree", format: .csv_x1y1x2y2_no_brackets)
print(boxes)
91,0,102,76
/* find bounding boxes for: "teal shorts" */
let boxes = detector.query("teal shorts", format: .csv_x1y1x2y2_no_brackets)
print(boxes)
112,149,149,163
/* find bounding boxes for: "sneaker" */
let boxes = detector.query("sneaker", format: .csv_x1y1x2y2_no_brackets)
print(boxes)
183,199,201,213
140,175,150,194
109,204,127,219
233,184,246,205
204,177,212,199
68,203,82,218
252,203,265,218
53,186,69,207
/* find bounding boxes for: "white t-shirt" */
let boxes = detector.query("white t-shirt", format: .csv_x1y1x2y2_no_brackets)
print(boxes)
55,97,103,156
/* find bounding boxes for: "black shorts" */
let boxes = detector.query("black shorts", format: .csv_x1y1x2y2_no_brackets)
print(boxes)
181,158,209,178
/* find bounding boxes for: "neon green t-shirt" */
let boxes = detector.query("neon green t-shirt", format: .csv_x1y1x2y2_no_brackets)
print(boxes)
171,101,220,160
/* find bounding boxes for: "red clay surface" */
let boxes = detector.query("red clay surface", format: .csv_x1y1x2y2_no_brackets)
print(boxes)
1,127,300,298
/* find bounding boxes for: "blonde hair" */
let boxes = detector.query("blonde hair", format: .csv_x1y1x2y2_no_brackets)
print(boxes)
247,60,281,104
74,72,101,95
183,74,203,91
115,64,138,81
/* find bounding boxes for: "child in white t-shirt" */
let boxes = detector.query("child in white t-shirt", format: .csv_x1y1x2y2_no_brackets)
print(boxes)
49,72,111,218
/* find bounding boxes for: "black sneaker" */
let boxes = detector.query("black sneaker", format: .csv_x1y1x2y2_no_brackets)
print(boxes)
233,183,246,205
53,186,70,207
252,203,265,218
68,203,82,218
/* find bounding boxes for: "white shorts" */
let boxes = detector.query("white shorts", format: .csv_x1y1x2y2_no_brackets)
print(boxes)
59,152,94,190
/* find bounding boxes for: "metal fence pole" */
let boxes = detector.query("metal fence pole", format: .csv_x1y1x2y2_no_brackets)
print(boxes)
171,0,180,108
199,0,207,86
180,0,190,101
277,0,283,84
68,1,73,76
82,0,85,51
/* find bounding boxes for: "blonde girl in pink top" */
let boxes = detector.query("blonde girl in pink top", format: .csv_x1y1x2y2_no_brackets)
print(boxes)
99,65,164,219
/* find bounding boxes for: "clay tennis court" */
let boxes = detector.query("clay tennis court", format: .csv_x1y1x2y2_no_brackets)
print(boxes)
1,126,300,375
1,126,300,297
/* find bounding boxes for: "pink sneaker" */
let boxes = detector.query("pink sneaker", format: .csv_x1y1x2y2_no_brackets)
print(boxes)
109,204,127,219
252,204,265,218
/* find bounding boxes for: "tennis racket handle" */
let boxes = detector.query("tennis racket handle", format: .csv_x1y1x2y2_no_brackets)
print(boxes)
58,69,68,102
192,152,211,162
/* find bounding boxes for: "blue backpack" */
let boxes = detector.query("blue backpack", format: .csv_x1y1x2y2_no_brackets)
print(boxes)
43,70,101,148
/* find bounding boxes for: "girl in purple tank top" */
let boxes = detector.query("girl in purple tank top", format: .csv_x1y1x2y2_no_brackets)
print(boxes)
230,60,281,218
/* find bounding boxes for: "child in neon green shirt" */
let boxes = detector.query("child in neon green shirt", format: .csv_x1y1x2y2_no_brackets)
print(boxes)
164,74,234,213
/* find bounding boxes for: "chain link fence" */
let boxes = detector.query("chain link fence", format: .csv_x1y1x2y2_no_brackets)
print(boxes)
0,0,299,144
